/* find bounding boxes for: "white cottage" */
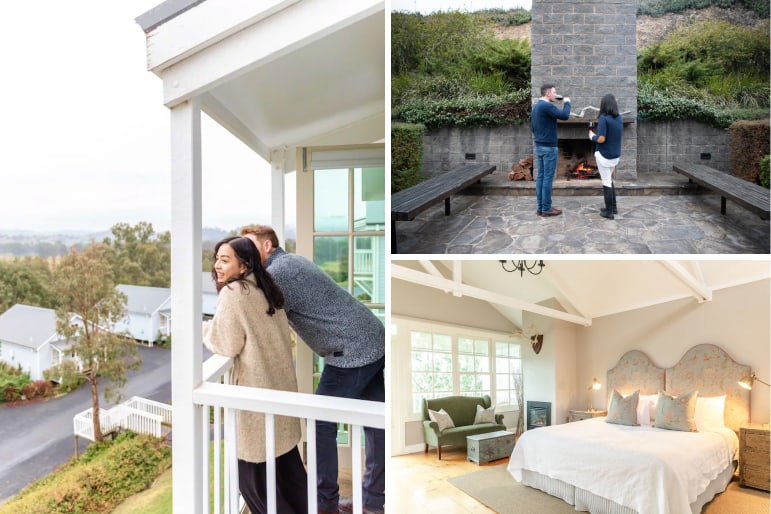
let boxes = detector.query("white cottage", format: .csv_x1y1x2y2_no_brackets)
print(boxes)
135,1,386,512
0,304,78,381
115,284,172,346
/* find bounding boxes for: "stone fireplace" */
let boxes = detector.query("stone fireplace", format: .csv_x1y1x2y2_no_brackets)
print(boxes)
531,0,638,180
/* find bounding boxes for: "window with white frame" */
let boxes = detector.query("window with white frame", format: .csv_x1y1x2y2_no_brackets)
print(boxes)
410,330,521,414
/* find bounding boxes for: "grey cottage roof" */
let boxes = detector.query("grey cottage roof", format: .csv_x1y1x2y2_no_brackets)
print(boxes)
0,304,59,350
117,285,171,314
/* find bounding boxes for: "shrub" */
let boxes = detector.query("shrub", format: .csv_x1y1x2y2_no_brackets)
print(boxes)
727,119,770,183
21,383,37,400
744,0,770,18
392,123,426,193
3,386,20,402
34,380,54,398
393,90,531,129
760,155,770,188
638,0,736,16
43,360,85,394
474,8,531,26
391,11,491,76
2,432,171,514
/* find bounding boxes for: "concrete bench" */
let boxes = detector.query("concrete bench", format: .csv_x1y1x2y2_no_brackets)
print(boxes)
672,162,770,220
391,163,496,253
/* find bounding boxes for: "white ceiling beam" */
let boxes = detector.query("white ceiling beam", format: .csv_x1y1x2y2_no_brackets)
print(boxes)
452,261,462,297
200,93,270,159
660,261,712,303
418,260,450,294
392,265,592,327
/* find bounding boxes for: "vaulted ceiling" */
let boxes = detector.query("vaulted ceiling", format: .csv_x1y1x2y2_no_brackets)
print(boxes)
391,260,771,331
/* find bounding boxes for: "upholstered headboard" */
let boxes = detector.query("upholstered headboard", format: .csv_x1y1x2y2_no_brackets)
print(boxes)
606,349,665,400
606,344,751,433
666,343,750,433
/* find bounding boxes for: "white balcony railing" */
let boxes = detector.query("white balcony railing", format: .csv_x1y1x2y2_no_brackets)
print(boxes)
198,353,386,514
73,396,172,442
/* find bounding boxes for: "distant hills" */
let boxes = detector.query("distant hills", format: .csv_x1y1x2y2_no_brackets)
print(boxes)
0,225,296,258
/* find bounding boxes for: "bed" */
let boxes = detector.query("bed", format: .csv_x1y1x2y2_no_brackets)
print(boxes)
507,344,751,514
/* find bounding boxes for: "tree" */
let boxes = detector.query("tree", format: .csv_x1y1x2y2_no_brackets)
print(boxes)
54,243,142,442
104,222,171,287
0,257,60,313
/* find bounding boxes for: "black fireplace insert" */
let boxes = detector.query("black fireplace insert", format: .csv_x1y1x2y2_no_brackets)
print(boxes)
526,401,552,430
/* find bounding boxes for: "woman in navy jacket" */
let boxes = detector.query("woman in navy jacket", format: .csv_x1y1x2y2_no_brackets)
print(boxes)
589,94,624,219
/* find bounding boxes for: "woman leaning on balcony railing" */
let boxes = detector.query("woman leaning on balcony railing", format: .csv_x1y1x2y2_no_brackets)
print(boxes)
203,236,307,514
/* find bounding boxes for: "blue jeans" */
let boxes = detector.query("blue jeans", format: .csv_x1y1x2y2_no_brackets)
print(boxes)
316,356,385,512
535,145,558,212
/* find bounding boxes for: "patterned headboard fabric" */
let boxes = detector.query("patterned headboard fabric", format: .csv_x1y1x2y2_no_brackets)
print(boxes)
606,344,751,433
665,343,750,433
606,349,666,402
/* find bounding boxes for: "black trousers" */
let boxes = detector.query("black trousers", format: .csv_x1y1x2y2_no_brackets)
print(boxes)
238,446,308,514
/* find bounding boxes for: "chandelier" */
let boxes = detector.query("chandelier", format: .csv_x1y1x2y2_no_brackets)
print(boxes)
499,260,545,277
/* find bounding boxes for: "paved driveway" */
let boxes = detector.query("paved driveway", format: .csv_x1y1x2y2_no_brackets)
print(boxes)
0,345,171,504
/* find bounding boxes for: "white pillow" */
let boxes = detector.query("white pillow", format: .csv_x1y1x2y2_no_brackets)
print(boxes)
428,408,455,431
694,395,726,432
638,393,659,426
474,404,496,425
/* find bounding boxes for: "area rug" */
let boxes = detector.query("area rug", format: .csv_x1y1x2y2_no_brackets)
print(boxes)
448,465,770,514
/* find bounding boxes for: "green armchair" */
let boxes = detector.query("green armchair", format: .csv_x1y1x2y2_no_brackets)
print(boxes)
422,394,506,459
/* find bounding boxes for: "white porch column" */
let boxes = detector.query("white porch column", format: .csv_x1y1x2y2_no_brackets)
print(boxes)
270,147,286,245
170,98,204,514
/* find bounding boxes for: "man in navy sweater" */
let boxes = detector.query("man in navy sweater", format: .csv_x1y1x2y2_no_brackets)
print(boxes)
241,225,385,514
531,84,571,216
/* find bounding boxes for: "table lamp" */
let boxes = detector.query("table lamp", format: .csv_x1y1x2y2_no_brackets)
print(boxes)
588,378,601,412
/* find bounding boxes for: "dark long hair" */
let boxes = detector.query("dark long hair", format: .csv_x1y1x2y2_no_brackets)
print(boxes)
211,236,285,315
599,93,619,117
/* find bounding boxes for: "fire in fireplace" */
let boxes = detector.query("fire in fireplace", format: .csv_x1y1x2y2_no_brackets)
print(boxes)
558,139,598,180
526,401,552,430
570,161,600,180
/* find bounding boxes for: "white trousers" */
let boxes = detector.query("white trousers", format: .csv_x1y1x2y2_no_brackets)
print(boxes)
595,151,620,187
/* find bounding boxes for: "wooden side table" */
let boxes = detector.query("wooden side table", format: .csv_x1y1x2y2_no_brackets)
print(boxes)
568,409,607,423
739,423,770,491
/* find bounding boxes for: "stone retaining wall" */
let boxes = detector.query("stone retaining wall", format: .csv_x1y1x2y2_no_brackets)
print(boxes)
637,119,729,173
419,120,729,177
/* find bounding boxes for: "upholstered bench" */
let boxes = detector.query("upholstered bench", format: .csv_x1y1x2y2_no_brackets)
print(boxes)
421,394,506,460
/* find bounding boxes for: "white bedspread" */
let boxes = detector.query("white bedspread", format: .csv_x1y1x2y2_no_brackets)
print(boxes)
507,417,738,514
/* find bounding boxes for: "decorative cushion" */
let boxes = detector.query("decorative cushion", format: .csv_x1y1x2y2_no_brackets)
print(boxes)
473,404,495,425
655,390,698,432
428,408,455,431
638,393,659,426
606,389,640,426
694,395,726,432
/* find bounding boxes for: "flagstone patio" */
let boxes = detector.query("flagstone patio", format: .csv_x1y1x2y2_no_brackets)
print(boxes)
393,173,770,254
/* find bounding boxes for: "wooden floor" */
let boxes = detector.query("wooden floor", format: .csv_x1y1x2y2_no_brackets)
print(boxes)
391,447,500,513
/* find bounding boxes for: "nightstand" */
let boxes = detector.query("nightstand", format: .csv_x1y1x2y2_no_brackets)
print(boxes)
568,409,607,423
739,423,770,491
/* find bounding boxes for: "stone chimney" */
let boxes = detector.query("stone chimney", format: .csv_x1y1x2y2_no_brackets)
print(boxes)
531,0,637,180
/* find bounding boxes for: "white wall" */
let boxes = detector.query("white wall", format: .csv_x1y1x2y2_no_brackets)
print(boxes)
522,302,578,427
576,279,770,423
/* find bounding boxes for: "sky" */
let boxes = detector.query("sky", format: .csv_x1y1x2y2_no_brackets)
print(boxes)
0,1,284,234
391,0,532,13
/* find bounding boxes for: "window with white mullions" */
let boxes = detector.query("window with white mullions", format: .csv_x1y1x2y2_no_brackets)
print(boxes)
409,330,521,414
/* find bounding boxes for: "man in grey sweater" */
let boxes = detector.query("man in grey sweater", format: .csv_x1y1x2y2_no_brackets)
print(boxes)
241,225,385,514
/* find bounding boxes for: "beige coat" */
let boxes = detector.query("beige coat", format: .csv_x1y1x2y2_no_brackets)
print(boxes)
202,275,301,463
